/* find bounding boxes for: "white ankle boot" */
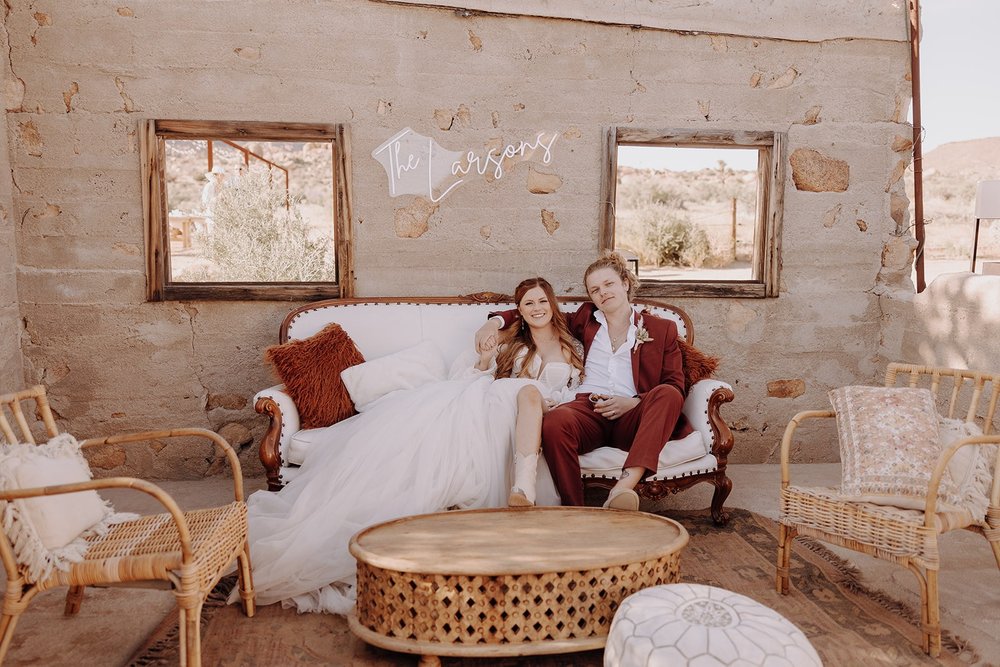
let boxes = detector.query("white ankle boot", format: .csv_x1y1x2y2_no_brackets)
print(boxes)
509,451,539,507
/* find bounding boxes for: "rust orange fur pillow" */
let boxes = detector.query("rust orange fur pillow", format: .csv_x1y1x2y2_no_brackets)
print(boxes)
678,339,719,392
265,323,365,429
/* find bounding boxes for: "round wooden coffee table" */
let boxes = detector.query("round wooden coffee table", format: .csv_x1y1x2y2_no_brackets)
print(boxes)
348,507,688,665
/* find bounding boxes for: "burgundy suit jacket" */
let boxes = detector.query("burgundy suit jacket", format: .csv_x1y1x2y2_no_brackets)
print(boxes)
492,302,687,399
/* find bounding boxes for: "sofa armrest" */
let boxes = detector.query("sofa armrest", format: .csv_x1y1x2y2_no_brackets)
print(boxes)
254,385,299,491
683,379,735,464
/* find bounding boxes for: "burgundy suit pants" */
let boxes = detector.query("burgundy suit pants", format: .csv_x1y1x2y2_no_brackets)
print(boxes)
541,384,689,506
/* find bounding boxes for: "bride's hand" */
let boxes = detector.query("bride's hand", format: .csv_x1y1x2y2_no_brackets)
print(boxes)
474,337,498,371
475,320,502,354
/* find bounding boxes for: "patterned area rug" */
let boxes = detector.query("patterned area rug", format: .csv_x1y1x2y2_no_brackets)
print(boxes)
127,508,978,666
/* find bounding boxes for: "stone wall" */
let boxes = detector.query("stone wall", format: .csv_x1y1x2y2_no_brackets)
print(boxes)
5,1,915,476
1,10,24,392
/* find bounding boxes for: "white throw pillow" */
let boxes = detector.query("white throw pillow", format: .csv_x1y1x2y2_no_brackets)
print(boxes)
939,417,994,520
0,433,115,581
341,340,448,411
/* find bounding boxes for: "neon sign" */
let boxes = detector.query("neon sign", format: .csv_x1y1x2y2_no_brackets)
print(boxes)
372,127,558,202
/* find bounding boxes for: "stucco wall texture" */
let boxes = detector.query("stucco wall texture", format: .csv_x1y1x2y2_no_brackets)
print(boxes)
1,9,23,389
898,274,1000,373
4,1,918,477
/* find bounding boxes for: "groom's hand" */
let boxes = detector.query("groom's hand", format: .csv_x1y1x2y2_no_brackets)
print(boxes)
594,396,641,421
475,320,502,353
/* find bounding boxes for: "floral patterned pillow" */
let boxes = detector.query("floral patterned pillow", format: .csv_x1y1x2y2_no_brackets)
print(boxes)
829,386,956,510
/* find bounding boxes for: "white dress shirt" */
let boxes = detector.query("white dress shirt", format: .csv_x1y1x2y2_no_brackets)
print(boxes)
577,308,639,397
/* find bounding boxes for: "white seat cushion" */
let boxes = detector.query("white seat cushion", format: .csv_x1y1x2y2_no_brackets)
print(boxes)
287,426,336,466
580,431,707,477
288,427,710,474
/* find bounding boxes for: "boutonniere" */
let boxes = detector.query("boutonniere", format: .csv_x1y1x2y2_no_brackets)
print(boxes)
633,316,654,352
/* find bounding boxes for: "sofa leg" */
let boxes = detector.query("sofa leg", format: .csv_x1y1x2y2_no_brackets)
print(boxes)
710,473,732,525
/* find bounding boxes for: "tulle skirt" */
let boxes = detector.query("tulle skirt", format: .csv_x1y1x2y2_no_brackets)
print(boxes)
240,373,547,614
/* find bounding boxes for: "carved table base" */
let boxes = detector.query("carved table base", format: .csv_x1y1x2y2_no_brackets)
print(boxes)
349,507,687,662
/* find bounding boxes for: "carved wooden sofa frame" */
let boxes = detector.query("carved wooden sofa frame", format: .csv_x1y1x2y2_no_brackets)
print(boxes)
255,295,736,524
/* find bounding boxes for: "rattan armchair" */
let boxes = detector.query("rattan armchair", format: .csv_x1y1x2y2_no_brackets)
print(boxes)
0,385,255,667
776,363,1000,658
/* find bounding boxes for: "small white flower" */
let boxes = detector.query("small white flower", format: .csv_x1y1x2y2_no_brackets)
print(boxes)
633,316,654,352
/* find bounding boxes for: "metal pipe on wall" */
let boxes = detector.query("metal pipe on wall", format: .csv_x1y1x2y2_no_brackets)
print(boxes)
909,0,926,292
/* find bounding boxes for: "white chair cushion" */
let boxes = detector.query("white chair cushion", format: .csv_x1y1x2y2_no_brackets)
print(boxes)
605,583,821,667
939,417,995,521
0,434,114,581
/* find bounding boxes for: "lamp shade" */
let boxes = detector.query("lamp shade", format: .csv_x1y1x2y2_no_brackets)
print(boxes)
974,180,1000,219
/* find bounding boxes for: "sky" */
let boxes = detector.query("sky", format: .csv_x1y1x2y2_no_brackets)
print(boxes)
619,0,999,171
918,0,998,151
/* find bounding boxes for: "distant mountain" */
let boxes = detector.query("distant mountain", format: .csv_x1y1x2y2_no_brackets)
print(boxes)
922,137,1000,176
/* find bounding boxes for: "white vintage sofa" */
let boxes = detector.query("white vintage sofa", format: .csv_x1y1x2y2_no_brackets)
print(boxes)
254,295,736,523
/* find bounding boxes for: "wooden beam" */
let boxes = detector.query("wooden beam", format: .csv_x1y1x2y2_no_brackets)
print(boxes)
598,127,618,253
335,124,356,298
155,120,339,142
617,129,776,147
139,120,166,301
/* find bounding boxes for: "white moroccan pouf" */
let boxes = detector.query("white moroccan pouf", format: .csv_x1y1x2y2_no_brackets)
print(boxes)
604,584,822,667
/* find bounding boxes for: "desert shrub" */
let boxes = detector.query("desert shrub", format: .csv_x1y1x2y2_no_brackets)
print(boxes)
618,204,712,268
617,172,686,210
617,166,755,217
647,182,684,207
181,171,334,282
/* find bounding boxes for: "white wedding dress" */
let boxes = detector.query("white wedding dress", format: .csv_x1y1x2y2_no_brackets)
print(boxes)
240,350,580,615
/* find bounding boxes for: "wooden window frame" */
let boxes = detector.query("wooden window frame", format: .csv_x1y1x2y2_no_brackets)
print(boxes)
600,127,785,298
140,119,355,301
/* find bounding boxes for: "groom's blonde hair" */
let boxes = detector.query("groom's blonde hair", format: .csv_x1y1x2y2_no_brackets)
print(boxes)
584,250,640,300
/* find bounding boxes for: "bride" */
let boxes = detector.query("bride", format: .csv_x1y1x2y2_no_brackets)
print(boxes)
240,277,583,614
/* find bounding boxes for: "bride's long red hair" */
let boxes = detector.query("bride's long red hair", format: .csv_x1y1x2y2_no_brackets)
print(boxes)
494,277,584,381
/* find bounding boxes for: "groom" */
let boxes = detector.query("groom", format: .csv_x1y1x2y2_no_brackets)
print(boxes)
476,251,691,510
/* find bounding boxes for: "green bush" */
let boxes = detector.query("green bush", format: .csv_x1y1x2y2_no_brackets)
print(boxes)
618,204,712,268
183,171,334,282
